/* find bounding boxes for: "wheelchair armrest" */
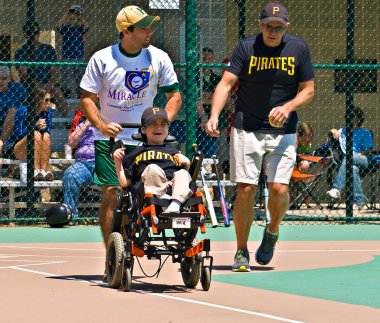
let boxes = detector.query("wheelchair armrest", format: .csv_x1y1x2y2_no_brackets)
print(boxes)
189,149,204,182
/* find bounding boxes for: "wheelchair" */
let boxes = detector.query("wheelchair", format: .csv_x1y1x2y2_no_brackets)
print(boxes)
105,131,213,292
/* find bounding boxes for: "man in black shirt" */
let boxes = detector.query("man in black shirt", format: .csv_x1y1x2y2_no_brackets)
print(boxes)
205,2,315,272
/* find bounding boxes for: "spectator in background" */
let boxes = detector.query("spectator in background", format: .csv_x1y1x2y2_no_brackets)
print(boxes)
3,87,54,181
57,5,89,99
15,22,69,117
222,57,239,147
62,109,95,221
296,121,314,173
196,47,221,158
288,121,315,209
196,47,223,199
0,66,28,150
326,106,374,210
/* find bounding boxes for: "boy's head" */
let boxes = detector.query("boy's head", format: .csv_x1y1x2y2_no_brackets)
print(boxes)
140,107,169,145
141,107,169,126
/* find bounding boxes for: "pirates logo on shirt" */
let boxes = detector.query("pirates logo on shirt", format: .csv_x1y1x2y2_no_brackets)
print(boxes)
125,70,151,94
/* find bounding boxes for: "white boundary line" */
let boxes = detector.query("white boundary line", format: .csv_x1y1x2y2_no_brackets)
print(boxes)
0,245,103,252
1,245,380,253
0,261,64,270
5,261,307,323
0,253,104,259
136,290,305,323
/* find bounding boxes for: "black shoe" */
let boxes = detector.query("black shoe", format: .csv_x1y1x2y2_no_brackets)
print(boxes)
255,224,279,265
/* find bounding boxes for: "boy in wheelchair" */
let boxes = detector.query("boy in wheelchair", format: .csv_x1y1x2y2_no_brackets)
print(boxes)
113,107,193,215
106,107,212,291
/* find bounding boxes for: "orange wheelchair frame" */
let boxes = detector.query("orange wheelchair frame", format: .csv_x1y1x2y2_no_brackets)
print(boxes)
105,134,213,292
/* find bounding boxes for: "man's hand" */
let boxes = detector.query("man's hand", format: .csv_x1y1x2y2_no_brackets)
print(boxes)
268,105,290,127
100,122,123,138
36,118,47,131
205,117,220,137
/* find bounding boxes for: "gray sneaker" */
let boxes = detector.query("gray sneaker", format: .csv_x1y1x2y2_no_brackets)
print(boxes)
232,249,251,272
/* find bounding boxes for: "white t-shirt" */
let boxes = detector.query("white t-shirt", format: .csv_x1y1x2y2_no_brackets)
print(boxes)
80,44,178,144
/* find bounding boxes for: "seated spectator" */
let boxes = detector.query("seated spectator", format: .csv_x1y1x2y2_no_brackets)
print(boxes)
196,47,220,158
326,106,374,210
0,66,28,149
289,121,315,209
57,5,89,98
222,57,239,147
196,48,221,199
3,87,54,181
296,121,314,173
62,109,95,220
15,22,69,117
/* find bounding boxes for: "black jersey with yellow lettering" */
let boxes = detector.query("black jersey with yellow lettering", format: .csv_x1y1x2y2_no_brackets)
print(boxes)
227,33,314,134
122,144,181,183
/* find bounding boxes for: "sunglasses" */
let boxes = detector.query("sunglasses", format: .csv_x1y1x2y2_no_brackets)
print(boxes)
262,24,286,33
44,98,51,103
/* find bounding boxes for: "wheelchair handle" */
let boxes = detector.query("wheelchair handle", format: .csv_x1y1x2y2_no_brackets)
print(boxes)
109,123,141,159
190,144,204,182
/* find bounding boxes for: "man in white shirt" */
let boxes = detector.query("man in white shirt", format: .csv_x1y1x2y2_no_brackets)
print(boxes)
80,5,182,247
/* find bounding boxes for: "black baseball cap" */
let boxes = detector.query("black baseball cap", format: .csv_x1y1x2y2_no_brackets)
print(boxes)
141,107,169,126
260,2,289,25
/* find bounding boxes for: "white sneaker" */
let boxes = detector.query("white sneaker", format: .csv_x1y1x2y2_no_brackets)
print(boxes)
326,188,341,199
353,204,364,210
158,194,171,200
163,200,181,213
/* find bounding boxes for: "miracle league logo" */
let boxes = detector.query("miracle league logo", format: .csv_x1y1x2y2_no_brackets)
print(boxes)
124,70,151,94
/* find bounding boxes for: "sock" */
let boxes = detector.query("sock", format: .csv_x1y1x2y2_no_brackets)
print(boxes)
267,227,279,236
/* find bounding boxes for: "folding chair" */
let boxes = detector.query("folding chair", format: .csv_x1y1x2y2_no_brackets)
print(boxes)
359,153,380,210
289,154,332,210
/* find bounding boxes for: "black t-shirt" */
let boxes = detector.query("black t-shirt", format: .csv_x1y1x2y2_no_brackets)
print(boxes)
122,144,181,183
227,33,315,134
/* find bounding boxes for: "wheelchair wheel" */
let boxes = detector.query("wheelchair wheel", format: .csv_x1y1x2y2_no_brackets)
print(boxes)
180,255,201,288
200,266,211,291
106,232,124,289
121,265,132,292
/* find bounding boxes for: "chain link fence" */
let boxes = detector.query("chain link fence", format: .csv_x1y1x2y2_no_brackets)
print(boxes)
0,0,379,225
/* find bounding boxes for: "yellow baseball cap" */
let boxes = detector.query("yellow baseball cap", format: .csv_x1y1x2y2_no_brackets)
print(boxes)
116,5,160,32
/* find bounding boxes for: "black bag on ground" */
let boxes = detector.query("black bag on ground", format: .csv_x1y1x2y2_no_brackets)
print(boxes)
45,204,72,228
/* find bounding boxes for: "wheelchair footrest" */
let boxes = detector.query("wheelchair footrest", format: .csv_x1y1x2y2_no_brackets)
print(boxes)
185,239,210,258
156,211,202,230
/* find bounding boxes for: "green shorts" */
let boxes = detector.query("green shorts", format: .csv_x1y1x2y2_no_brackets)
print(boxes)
94,140,136,186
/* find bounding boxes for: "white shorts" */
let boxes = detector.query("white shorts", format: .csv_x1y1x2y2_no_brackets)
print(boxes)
230,127,296,185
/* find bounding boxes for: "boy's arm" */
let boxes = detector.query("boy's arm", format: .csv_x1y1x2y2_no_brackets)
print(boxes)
113,148,130,187
175,153,190,171
115,159,130,187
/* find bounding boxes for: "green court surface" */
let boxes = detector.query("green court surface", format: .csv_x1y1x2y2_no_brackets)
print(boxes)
213,256,380,309
0,224,379,243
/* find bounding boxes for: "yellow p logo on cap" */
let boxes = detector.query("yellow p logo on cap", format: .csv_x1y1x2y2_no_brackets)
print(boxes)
272,6,279,14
